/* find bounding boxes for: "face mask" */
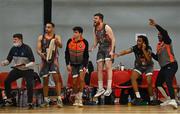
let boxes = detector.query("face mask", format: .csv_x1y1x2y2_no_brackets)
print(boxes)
13,42,22,47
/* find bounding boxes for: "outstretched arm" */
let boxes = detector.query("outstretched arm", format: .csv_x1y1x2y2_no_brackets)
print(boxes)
115,48,132,58
149,19,171,44
151,52,158,61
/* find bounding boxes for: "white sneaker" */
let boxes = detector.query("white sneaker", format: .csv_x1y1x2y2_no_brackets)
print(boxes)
41,98,50,107
57,98,63,108
94,88,105,98
160,99,171,106
103,89,112,96
73,94,79,106
73,99,79,106
78,99,83,107
168,99,178,109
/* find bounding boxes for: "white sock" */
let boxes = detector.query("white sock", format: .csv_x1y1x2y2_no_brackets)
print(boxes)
107,80,112,90
98,81,103,89
57,96,62,100
157,87,169,99
44,97,49,102
75,93,79,99
167,96,171,100
135,92,141,98
79,92,83,100
150,96,154,101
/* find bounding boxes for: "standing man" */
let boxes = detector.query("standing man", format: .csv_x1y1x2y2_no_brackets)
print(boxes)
115,35,157,105
90,13,115,97
37,22,63,108
149,19,178,109
65,26,89,107
1,33,35,109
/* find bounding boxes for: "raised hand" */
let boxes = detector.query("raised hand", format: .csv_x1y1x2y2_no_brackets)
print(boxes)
149,19,156,26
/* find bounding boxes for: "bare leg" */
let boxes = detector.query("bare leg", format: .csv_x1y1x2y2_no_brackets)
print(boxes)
131,71,140,98
43,76,49,98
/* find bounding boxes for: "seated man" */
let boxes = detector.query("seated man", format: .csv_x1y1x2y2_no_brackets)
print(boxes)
115,35,158,105
1,33,35,109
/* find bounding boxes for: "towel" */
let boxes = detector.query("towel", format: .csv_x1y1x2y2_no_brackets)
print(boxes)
46,39,56,62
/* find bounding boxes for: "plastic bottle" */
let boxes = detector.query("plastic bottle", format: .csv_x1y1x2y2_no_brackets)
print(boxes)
127,95,132,106
101,95,105,105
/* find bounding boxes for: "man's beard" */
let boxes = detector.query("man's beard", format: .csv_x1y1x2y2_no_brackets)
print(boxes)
93,21,100,27
45,30,52,34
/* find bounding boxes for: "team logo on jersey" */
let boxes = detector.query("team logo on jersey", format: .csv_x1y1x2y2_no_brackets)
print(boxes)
21,52,24,56
15,52,18,56
79,44,82,48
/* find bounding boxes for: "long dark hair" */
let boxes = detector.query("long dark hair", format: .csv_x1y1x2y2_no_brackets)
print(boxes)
138,35,150,50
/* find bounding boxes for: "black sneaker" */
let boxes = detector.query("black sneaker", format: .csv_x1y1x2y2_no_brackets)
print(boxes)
28,103,34,109
0,99,5,107
0,102,5,108
149,100,160,105
5,98,16,106
132,98,148,106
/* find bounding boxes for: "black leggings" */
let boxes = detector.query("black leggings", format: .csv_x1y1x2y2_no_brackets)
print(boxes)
5,69,34,103
156,62,178,99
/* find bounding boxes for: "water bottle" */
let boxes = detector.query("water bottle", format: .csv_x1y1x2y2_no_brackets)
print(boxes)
100,95,105,105
19,90,23,107
128,95,132,106
89,88,92,101
117,64,120,70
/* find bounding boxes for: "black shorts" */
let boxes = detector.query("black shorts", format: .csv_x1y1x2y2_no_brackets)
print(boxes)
71,65,84,78
134,65,153,76
39,62,58,77
96,46,115,63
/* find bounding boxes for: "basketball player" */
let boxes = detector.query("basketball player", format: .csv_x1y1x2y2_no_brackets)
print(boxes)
90,13,116,97
37,22,63,108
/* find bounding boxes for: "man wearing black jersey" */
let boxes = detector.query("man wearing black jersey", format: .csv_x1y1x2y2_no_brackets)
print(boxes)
1,33,35,109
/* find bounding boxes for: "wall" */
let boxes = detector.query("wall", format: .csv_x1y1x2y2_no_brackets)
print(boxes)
0,0,180,85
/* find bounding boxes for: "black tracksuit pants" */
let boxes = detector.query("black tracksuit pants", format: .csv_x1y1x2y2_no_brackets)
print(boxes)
5,69,34,103
156,62,178,99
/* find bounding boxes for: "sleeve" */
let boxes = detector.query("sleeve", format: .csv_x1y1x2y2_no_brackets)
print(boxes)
83,39,89,68
27,45,35,62
151,52,158,61
155,24,171,44
65,39,71,65
130,45,136,53
6,47,14,63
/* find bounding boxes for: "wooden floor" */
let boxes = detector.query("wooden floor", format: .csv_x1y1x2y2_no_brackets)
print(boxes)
0,105,180,114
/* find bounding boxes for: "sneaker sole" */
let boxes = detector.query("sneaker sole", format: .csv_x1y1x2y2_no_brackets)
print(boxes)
169,104,178,109
40,104,49,108
104,91,112,96
73,104,78,106
94,91,105,98
57,105,63,108
78,104,83,107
